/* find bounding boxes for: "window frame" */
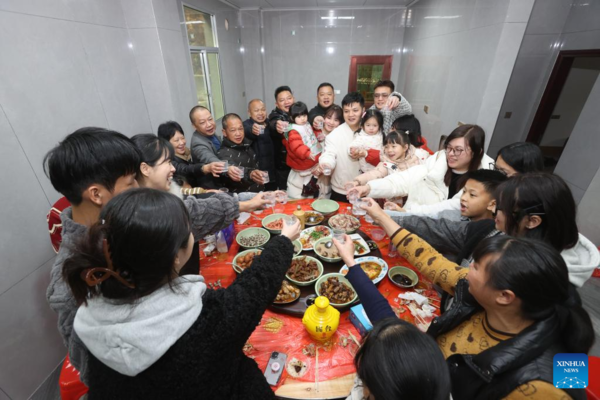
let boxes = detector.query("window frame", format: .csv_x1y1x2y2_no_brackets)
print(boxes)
181,3,226,120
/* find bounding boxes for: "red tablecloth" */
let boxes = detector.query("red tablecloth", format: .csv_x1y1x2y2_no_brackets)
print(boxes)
199,199,439,388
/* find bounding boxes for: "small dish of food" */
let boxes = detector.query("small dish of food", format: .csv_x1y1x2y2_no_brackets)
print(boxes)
313,237,342,263
274,280,301,304
236,227,270,249
370,228,386,241
304,211,324,226
349,234,370,256
261,213,288,234
328,214,361,233
286,256,324,286
298,225,332,251
339,256,388,284
315,273,357,307
292,239,302,256
232,249,262,273
388,266,419,288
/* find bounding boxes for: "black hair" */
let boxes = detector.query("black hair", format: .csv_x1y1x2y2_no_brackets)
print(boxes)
43,127,141,205
443,124,485,186
356,318,451,400
274,85,292,100
496,142,545,174
63,188,192,305
496,172,578,251
157,121,184,141
392,114,425,148
131,134,174,181
189,105,209,123
290,101,309,121
459,169,507,195
341,92,365,108
473,236,594,354
360,109,383,133
384,130,411,148
222,113,243,130
323,105,343,122
373,80,395,92
317,82,334,93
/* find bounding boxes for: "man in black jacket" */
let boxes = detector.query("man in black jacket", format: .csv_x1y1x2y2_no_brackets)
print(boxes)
267,86,294,190
243,99,276,190
308,82,338,128
218,113,268,193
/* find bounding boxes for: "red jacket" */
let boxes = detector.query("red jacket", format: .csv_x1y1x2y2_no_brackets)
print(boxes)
284,129,320,171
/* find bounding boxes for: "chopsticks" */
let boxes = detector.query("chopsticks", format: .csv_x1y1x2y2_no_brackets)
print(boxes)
315,347,319,392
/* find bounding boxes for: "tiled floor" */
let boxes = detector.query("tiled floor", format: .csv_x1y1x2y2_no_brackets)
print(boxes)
29,278,600,399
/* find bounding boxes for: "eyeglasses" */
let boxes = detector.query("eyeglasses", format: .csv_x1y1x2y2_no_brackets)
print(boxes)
445,146,466,156
489,162,508,176
373,93,390,99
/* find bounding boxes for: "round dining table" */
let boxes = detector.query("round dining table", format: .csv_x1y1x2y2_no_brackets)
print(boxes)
199,199,439,399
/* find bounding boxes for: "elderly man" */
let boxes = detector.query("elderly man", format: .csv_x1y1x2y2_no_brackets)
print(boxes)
218,113,268,193
369,80,412,133
243,99,276,190
189,105,229,188
267,86,295,190
308,82,338,129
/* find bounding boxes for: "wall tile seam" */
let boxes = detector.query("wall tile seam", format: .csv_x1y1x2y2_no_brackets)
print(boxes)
0,8,125,30
410,21,508,41
562,27,600,35
0,254,56,297
0,104,52,206
118,0,158,134
0,386,10,400
129,26,182,33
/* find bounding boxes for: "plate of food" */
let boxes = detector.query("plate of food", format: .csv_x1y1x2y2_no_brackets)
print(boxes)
236,227,270,249
315,273,358,308
349,234,370,256
304,211,324,226
298,225,332,251
328,214,361,233
286,256,324,286
339,256,388,284
261,213,287,234
274,280,301,304
232,249,262,273
313,237,342,263
292,239,302,256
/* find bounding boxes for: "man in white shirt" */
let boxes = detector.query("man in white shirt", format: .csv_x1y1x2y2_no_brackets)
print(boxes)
318,92,365,201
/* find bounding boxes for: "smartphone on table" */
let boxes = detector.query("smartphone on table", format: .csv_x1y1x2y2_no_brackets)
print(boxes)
264,351,287,386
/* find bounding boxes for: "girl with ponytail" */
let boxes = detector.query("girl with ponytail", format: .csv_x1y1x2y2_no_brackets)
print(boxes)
63,188,302,399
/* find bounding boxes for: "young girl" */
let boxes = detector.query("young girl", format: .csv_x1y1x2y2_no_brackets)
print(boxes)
64,188,302,398
391,114,433,161
337,200,594,400
284,101,322,198
349,109,384,172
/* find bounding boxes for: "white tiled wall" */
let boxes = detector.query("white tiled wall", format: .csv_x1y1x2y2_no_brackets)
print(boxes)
396,0,534,150
0,0,244,397
246,8,405,111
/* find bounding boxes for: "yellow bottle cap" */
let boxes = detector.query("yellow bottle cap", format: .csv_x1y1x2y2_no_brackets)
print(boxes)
315,296,330,311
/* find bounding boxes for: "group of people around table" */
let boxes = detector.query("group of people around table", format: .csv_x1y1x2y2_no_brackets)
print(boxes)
43,78,599,399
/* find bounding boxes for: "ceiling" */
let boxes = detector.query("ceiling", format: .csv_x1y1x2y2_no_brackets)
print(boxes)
226,0,413,10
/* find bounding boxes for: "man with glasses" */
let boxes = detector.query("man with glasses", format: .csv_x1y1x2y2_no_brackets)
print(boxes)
369,80,412,133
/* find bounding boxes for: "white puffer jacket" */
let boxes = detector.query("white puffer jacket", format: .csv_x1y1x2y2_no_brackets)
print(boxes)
367,150,494,209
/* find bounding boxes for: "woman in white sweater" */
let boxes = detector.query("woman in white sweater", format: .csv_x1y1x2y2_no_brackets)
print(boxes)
350,125,493,210
318,92,365,201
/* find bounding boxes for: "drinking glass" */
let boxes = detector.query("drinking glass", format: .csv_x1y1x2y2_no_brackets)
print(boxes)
347,188,359,205
284,215,298,227
384,202,398,211
258,125,265,135
333,228,346,244
322,165,332,176
388,239,398,257
352,199,368,216
280,121,290,132
263,192,276,212
220,160,229,173
276,191,288,204
236,166,245,179
261,171,270,185
317,121,324,129
364,214,374,224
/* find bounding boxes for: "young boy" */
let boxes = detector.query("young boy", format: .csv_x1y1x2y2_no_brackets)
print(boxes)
391,169,506,262
44,127,142,382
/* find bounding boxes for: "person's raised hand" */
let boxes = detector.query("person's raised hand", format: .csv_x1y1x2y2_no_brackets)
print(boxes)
252,123,263,136
348,185,370,199
312,116,324,130
249,169,264,184
281,218,302,241
383,201,404,212
276,120,287,134
363,197,386,223
333,235,356,266
228,166,243,182
386,95,400,110
207,161,226,177
239,192,270,213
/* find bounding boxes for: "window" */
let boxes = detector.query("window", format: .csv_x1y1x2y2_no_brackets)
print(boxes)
184,5,225,120
348,56,393,108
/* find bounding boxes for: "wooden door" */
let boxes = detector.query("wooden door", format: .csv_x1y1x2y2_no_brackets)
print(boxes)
348,55,393,108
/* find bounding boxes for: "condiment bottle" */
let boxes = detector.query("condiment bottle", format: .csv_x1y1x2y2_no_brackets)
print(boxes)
302,296,340,342
294,205,306,230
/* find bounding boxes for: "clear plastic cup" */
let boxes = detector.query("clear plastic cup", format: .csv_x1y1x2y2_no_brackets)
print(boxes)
258,125,265,135
352,203,367,216
323,166,332,176
236,166,245,178
280,121,290,132
221,160,229,171
388,239,398,257
333,228,346,244
347,189,359,204
284,215,298,226
364,214,374,224
261,171,270,184
384,202,398,211
317,121,324,129
344,182,355,192
276,191,288,204
263,192,276,208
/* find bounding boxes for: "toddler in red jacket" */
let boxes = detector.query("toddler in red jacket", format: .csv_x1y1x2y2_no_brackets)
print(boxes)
284,102,322,198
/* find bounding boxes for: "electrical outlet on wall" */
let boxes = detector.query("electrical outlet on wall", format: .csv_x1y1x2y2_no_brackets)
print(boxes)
424,105,429,114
